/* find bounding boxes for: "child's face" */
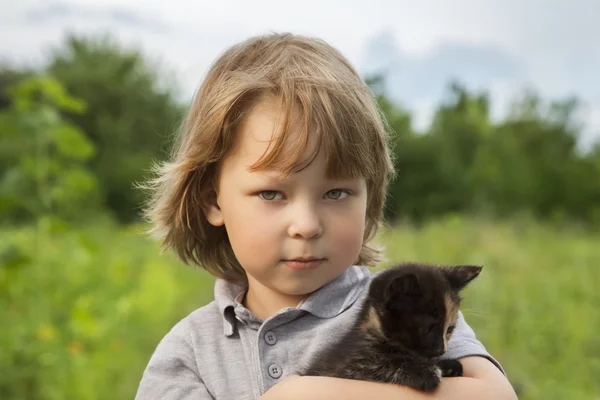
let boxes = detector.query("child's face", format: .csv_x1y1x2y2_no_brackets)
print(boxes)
206,100,367,308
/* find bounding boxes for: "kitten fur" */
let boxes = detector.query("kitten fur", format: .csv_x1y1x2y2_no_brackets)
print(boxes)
302,262,482,392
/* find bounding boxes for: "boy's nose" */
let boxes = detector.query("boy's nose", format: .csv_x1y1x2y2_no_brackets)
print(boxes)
287,205,323,239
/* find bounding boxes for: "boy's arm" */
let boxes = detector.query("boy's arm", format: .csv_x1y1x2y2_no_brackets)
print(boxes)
262,356,516,400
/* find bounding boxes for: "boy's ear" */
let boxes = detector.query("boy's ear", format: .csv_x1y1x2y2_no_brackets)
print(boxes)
205,191,224,227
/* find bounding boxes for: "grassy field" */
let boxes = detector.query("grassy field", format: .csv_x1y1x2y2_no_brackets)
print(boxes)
1,216,598,399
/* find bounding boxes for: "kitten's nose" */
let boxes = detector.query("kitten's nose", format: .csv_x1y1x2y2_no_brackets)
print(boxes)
423,346,444,358
433,343,446,357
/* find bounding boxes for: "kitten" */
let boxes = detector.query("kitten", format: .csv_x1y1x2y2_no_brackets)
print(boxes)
302,262,482,392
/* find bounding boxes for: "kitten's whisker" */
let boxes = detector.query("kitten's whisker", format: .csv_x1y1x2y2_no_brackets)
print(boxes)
460,308,486,319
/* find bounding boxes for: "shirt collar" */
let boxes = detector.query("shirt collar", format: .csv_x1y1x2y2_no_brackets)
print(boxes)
215,265,372,336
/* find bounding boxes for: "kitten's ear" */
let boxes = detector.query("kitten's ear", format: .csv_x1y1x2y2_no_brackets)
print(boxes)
387,273,420,297
444,265,482,291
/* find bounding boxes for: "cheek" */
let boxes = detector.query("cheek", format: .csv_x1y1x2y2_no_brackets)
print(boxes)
220,199,280,263
332,216,365,245
327,201,367,257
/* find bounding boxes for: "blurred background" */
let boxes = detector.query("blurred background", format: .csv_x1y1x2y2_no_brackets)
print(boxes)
1,1,599,399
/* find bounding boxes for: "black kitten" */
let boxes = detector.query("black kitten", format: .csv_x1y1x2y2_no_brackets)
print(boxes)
302,262,482,392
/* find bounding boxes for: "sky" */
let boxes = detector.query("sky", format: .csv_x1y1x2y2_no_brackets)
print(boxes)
2,0,599,147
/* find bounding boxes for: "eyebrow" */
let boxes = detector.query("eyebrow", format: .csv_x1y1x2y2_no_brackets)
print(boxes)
253,172,290,185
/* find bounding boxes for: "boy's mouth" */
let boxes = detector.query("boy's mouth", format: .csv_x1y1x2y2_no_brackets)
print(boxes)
282,257,325,270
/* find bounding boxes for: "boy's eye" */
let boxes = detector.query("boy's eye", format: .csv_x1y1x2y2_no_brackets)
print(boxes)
446,325,455,335
259,191,283,201
324,189,348,200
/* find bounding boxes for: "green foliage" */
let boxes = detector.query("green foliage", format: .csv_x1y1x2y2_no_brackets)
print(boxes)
471,92,588,219
0,76,102,223
0,65,34,110
0,219,214,400
46,34,184,222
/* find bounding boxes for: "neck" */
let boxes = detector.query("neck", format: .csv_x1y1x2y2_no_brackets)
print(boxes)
243,277,308,320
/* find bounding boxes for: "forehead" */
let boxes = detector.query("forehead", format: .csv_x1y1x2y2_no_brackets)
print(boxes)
226,99,320,174
220,91,375,184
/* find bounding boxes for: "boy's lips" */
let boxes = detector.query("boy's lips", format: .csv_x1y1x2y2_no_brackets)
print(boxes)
282,257,325,270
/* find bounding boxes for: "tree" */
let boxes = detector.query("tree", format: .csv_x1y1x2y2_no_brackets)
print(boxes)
0,65,34,111
427,83,491,213
0,75,101,224
46,34,184,222
471,91,588,219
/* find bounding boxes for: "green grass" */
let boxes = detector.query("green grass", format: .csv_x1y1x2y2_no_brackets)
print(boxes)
1,216,598,399
0,217,215,400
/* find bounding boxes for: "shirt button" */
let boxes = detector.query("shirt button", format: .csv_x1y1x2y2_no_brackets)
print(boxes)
268,364,283,379
264,331,277,345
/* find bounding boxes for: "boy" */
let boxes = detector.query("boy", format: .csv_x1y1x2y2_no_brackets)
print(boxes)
135,32,516,400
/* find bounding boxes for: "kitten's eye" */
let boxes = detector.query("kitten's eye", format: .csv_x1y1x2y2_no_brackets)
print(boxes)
446,325,456,335
419,324,436,336
259,191,283,201
324,189,348,200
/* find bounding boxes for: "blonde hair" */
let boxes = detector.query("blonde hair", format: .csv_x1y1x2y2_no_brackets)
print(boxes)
140,32,395,279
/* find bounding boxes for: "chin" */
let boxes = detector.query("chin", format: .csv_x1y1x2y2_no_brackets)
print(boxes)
279,280,325,297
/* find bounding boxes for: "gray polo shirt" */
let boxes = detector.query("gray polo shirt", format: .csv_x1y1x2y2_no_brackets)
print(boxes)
135,266,502,400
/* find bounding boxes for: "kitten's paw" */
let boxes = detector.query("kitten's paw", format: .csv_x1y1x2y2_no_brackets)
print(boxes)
437,359,463,377
411,366,442,392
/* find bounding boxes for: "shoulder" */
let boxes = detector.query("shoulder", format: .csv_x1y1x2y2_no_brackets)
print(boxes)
180,300,224,338
150,300,223,360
